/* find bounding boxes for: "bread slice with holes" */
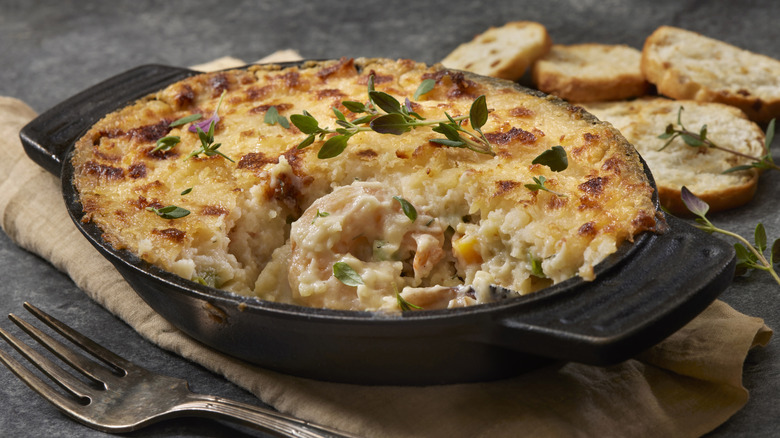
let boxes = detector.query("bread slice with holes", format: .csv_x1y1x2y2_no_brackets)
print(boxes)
441,21,552,80
641,25,780,123
582,97,766,215
531,43,649,102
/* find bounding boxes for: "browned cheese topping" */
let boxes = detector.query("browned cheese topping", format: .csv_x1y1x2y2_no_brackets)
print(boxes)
72,58,658,312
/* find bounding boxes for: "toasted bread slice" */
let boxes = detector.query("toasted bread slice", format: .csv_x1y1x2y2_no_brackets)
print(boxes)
641,26,780,123
582,98,766,215
531,43,649,102
441,21,552,80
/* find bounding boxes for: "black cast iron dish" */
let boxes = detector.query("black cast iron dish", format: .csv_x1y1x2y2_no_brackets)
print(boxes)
20,63,736,385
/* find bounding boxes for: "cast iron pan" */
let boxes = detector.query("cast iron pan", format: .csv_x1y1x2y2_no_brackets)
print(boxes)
20,63,736,385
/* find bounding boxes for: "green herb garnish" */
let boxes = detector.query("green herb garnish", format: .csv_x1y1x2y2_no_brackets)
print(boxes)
393,196,417,221
528,250,546,278
146,205,191,219
333,262,364,286
264,106,290,129
193,269,219,288
152,135,181,153
396,289,423,311
413,78,436,101
180,187,193,196
525,175,567,197
186,121,234,162
659,107,778,173
312,209,330,224
290,76,494,158
169,114,202,127
531,145,569,172
525,147,569,197
681,186,780,285
185,90,233,162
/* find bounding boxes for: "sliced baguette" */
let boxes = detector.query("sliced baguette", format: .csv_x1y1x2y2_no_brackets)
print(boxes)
531,43,649,102
441,21,552,80
641,26,780,123
582,98,766,215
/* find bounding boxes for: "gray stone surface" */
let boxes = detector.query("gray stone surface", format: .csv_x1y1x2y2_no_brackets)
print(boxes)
0,0,778,436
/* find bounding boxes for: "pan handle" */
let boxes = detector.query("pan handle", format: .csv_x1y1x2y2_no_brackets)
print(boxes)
488,215,736,364
19,64,197,176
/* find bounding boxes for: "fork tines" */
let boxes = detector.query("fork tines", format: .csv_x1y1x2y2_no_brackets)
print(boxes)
0,302,124,413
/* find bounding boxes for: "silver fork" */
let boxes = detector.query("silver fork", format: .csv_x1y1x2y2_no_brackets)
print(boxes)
0,302,361,437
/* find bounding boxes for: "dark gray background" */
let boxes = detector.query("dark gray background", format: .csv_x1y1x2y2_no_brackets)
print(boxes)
1,0,779,436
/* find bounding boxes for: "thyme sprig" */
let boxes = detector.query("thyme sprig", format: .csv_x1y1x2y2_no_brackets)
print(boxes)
659,107,778,173
185,121,234,162
175,90,233,162
525,146,569,197
290,76,494,159
681,186,780,286
525,175,567,198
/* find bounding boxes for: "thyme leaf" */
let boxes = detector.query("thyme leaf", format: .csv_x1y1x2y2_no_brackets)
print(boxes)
318,135,349,159
290,112,321,135
393,196,417,221
146,205,190,219
370,113,413,135
469,95,489,131
264,106,290,129
413,78,436,101
369,90,403,114
152,135,181,153
532,145,569,172
169,114,202,127
333,262,364,286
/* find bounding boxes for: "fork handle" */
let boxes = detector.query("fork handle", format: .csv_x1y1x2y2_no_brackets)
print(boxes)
181,393,363,438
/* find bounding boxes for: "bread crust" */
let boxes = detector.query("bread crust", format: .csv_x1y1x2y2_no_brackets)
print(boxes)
641,26,780,123
441,21,552,81
532,44,649,103
658,176,758,217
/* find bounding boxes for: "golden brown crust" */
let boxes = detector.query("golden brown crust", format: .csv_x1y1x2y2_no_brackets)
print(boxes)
72,57,657,306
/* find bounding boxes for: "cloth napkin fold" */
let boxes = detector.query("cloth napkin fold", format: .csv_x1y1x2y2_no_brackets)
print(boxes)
0,53,773,438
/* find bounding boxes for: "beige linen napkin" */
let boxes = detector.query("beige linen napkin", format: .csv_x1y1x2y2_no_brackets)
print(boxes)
0,53,773,438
